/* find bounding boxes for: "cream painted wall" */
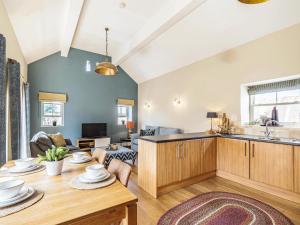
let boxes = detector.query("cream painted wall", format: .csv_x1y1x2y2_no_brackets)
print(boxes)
139,23,300,136
0,0,27,80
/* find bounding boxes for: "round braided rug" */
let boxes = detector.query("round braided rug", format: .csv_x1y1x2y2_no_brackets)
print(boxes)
158,192,294,225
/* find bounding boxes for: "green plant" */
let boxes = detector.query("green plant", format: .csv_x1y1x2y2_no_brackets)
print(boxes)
38,146,69,162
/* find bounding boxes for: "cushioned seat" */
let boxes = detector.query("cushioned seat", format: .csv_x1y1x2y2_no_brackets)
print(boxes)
30,131,80,157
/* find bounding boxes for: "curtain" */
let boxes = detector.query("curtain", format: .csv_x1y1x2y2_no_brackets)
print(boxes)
8,59,21,160
248,78,300,95
0,34,6,165
21,83,30,158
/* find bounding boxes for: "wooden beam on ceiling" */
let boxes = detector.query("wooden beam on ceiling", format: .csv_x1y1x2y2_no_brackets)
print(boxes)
60,0,85,57
113,0,208,65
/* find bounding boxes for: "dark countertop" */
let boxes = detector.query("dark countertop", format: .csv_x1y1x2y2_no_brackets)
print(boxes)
139,132,300,146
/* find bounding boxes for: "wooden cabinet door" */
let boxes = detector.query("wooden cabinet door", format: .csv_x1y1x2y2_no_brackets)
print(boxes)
250,141,293,191
157,141,182,187
201,138,217,174
182,138,217,179
182,140,202,179
217,138,250,178
294,146,300,194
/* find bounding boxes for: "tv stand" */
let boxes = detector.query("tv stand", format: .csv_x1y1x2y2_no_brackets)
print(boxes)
77,137,111,151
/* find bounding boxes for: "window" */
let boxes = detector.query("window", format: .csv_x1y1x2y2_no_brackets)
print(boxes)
41,102,64,127
249,89,300,125
117,105,133,125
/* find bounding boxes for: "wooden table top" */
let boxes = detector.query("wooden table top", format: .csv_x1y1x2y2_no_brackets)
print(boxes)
0,159,137,225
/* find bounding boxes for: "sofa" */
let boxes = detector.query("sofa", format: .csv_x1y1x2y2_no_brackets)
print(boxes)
30,131,80,157
131,126,183,151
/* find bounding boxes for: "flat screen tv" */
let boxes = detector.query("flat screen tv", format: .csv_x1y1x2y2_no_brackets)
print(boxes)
82,123,107,138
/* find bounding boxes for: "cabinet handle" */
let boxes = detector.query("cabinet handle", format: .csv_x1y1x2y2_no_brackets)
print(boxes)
252,143,255,157
176,144,179,158
244,142,247,157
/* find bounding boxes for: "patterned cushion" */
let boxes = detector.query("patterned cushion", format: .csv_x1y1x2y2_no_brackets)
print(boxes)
140,129,155,136
49,133,66,147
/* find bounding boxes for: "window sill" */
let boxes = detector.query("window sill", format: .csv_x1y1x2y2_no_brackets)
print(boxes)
241,124,300,130
41,126,64,128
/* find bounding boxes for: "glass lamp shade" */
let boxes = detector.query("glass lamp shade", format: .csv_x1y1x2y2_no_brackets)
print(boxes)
238,0,269,4
95,62,118,76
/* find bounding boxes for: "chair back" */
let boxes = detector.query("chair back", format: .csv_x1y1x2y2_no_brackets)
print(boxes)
108,159,132,187
92,148,107,164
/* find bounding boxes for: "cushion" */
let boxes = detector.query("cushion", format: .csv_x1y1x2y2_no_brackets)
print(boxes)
49,133,66,147
140,129,155,136
36,136,53,147
31,131,50,142
145,126,159,135
133,139,139,145
159,127,181,135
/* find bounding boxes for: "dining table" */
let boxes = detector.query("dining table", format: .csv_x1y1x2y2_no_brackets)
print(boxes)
0,158,138,225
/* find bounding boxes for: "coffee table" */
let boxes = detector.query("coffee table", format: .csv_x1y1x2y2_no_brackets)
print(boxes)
98,146,137,167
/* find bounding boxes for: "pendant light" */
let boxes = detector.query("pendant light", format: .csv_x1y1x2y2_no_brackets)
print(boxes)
95,27,118,76
238,0,269,4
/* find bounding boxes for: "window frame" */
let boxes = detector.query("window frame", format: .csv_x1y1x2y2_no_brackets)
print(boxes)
41,101,65,127
249,91,300,124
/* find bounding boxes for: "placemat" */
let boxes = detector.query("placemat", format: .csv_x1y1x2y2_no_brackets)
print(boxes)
0,165,46,177
70,174,116,190
0,190,44,217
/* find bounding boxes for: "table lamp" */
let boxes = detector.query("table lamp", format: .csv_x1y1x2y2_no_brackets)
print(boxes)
126,121,134,138
207,112,218,134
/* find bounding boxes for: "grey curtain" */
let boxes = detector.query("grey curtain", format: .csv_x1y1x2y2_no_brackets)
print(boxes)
8,59,21,160
0,34,6,165
21,83,30,158
248,78,300,95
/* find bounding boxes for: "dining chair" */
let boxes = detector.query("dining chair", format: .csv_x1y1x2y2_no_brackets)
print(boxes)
92,148,107,164
108,159,132,187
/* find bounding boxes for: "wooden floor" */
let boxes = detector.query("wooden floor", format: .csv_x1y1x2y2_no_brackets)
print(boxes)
127,167,300,225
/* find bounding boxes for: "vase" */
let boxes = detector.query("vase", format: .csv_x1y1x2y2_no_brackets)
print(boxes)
45,160,64,176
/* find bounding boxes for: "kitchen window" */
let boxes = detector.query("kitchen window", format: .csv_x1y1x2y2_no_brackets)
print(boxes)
41,102,64,127
248,79,300,125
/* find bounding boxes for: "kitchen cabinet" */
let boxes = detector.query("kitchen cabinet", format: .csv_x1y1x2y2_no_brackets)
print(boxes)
295,146,300,194
250,141,294,191
217,138,249,178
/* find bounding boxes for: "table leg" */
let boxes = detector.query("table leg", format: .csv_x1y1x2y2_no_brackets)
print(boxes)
125,202,137,225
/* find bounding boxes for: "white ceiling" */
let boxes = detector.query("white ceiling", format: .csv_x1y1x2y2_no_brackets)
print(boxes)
3,0,300,83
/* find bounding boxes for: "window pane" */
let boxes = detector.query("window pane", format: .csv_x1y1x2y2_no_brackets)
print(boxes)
277,89,300,103
52,103,62,116
43,103,53,116
118,105,127,117
42,117,63,126
253,92,276,105
252,105,274,121
277,104,300,123
118,117,127,125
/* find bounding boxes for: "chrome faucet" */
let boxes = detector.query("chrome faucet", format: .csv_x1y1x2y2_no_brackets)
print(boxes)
264,120,280,137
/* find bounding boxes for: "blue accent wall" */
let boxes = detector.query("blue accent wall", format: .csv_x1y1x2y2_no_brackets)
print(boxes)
28,48,138,143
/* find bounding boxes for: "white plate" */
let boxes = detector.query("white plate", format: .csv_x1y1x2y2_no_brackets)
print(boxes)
0,186,35,208
78,172,110,184
0,186,29,203
83,171,107,180
68,156,92,164
8,164,41,173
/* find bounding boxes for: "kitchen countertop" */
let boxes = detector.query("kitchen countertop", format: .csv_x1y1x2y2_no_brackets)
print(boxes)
139,132,300,146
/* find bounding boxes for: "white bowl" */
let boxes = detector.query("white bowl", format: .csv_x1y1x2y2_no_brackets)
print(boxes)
72,152,87,160
85,164,105,177
0,179,25,200
15,158,36,168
